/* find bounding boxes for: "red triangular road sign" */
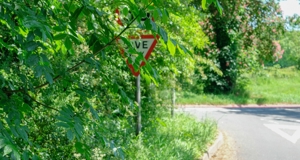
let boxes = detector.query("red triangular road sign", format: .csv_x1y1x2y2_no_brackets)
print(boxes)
117,35,159,76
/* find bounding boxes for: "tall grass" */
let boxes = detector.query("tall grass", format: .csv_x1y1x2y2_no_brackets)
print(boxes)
125,114,217,160
177,66,300,105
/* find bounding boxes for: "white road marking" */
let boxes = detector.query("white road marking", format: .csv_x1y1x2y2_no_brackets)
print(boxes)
264,124,300,144
260,116,298,124
268,120,279,124
178,108,239,112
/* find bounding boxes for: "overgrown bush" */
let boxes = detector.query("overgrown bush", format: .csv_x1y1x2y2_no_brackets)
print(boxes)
125,114,217,160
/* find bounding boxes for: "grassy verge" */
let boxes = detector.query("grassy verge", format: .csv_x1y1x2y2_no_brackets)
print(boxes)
177,66,300,105
125,114,217,160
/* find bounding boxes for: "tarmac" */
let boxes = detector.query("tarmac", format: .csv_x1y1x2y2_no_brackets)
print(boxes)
184,104,300,160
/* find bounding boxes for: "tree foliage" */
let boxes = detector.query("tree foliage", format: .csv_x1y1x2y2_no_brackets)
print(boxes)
0,0,221,159
276,31,300,68
191,0,285,93
1,0,288,158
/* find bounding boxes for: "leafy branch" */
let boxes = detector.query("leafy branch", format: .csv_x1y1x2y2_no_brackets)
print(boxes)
25,93,59,111
5,1,153,95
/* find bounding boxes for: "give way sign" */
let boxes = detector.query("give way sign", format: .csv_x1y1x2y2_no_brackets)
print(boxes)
117,35,159,76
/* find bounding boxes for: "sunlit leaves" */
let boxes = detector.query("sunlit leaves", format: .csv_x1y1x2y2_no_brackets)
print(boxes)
202,0,207,10
167,38,176,56
0,0,207,159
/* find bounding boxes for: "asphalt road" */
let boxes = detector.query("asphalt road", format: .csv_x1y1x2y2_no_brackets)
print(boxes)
180,107,300,160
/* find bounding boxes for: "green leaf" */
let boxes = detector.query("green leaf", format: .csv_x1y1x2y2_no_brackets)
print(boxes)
20,103,32,114
150,21,157,31
54,33,68,40
9,126,19,137
19,74,27,84
179,44,192,56
44,72,53,84
40,54,52,68
0,38,9,48
156,118,167,127
25,41,39,51
167,39,176,56
64,37,73,50
67,129,74,141
74,122,83,137
92,41,102,54
22,151,29,160
112,147,125,160
34,65,43,77
122,7,129,16
53,26,66,32
57,115,72,124
26,31,35,41
142,73,151,85
75,142,85,153
8,81,15,90
27,54,39,66
69,34,81,45
158,27,168,43
161,9,169,23
32,155,39,160
3,145,12,156
87,21,94,30
56,122,70,128
141,0,148,5
95,9,105,17
16,127,28,142
72,7,84,21
0,139,6,149
153,9,160,20
75,89,87,97
215,1,223,15
89,106,99,120
202,0,207,10
13,150,21,160
119,37,132,49
70,7,84,30
144,19,152,30
75,141,91,159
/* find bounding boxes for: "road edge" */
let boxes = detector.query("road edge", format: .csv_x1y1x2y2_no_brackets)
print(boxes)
200,131,224,160
178,104,300,108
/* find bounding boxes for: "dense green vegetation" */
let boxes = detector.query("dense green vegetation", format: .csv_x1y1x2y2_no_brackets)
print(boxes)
178,66,300,105
0,0,293,159
0,0,221,159
276,31,300,68
126,113,217,160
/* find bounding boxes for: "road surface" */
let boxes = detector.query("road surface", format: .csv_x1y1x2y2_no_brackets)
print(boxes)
180,107,300,160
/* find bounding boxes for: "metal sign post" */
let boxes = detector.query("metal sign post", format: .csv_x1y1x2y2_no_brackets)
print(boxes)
136,74,141,135
116,9,159,136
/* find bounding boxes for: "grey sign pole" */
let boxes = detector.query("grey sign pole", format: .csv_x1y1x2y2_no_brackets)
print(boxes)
136,74,141,135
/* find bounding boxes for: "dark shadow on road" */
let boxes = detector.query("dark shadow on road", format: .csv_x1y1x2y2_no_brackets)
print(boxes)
217,108,300,123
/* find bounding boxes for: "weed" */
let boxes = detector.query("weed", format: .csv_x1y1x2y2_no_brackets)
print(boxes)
125,114,217,160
